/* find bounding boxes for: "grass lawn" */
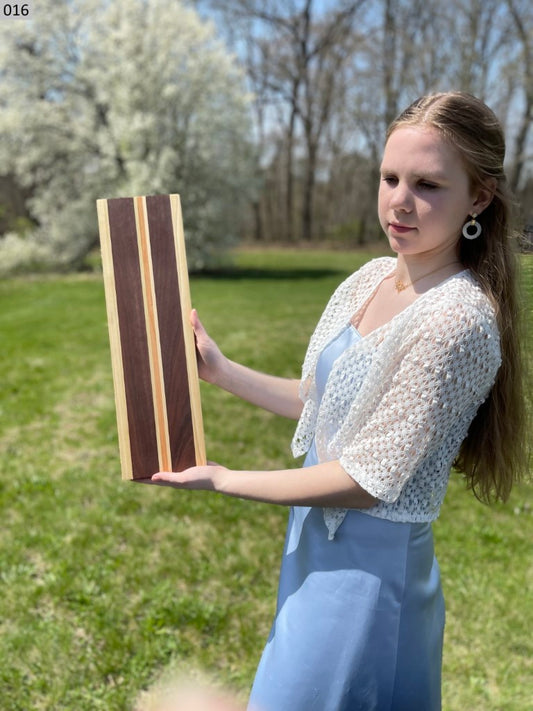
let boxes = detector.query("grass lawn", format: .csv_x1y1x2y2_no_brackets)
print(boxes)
0,248,531,710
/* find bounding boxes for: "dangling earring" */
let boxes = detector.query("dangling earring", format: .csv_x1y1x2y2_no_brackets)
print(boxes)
462,213,482,240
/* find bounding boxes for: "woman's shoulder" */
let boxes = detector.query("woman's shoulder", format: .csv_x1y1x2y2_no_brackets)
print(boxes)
355,255,396,279
432,270,497,321
412,270,500,349
362,255,396,270
337,256,396,292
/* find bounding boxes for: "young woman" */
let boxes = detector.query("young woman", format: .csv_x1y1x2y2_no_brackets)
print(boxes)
151,92,528,710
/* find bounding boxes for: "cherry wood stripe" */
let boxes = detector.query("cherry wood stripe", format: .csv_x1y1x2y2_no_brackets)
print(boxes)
134,196,172,472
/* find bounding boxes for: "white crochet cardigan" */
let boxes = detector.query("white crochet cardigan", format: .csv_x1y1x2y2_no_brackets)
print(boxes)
291,257,501,539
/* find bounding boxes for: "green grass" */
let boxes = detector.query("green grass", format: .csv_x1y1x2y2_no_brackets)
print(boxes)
0,250,531,710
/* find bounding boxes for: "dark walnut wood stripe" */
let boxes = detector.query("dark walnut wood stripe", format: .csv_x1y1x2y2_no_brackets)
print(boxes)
146,195,197,471
106,197,159,478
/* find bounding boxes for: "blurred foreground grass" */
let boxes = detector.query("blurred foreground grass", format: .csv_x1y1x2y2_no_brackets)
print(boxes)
0,249,531,710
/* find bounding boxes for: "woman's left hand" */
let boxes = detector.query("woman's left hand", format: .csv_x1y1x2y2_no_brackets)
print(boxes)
138,460,377,510
148,463,226,491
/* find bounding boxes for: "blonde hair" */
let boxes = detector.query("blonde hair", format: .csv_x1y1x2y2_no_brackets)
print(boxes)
387,91,529,502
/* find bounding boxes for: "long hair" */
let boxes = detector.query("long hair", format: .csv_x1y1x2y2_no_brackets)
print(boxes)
387,91,529,502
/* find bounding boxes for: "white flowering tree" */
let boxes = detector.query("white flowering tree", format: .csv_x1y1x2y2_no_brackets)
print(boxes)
0,0,254,273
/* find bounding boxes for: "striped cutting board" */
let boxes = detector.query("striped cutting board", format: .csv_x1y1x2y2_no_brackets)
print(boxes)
97,194,206,480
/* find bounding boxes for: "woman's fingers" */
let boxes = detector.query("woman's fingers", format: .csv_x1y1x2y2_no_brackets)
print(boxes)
150,464,223,490
190,308,206,338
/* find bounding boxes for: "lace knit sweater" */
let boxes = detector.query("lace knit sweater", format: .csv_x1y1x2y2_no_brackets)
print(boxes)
291,257,501,538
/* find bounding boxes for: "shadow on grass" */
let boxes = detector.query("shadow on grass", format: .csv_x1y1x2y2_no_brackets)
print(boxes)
192,266,346,280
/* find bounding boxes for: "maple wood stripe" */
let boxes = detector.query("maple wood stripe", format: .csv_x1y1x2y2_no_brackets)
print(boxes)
105,198,159,478
170,195,206,465
134,196,172,473
97,199,133,479
146,195,198,471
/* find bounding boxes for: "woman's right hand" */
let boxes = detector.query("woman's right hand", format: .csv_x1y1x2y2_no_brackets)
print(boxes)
190,308,227,385
190,308,302,419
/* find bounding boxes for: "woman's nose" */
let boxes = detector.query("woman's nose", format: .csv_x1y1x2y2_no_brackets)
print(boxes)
390,182,413,212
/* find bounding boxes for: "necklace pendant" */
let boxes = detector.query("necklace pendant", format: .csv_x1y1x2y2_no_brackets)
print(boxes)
395,279,408,292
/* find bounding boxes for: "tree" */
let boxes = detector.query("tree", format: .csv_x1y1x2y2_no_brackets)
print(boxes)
196,0,532,246
198,0,367,242
0,0,254,274
505,0,533,193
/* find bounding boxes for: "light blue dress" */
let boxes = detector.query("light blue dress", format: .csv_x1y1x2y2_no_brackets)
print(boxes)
248,325,445,711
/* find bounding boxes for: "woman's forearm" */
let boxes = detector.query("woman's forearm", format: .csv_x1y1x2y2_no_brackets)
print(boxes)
215,461,376,508
214,358,303,420
191,309,303,420
151,460,377,510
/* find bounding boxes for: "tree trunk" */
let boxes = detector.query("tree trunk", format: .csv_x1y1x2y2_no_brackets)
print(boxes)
285,101,298,242
302,141,317,241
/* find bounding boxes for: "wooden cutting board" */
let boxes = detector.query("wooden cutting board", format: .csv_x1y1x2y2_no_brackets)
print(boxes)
97,194,206,480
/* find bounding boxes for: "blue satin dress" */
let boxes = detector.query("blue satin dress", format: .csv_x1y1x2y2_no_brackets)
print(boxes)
248,325,445,711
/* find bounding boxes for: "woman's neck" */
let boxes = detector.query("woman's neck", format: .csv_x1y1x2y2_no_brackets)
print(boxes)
394,254,463,292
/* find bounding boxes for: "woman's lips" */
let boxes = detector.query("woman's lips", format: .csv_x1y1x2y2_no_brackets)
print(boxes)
389,223,415,234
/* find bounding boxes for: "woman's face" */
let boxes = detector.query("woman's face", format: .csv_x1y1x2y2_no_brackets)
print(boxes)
378,126,480,260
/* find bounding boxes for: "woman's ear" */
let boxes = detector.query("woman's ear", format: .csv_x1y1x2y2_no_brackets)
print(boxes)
472,178,497,216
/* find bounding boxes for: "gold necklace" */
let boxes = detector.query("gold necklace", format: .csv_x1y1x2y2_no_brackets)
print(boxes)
394,262,461,293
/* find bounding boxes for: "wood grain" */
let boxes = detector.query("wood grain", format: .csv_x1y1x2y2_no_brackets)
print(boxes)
97,194,206,480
